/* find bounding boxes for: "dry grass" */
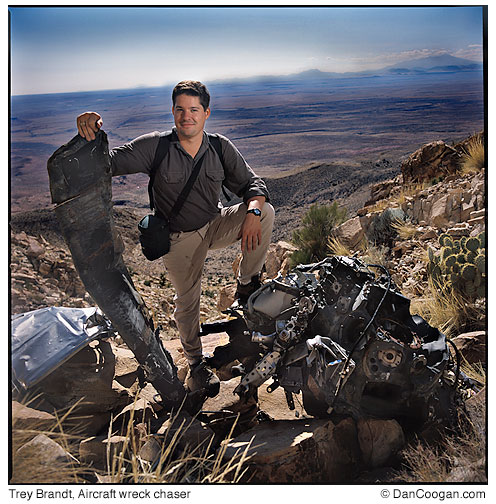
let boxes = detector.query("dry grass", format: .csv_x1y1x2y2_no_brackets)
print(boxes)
359,239,389,267
327,236,352,256
395,358,486,483
11,395,253,484
366,182,428,214
391,219,420,240
10,398,90,483
410,277,481,338
460,135,485,174
105,403,253,484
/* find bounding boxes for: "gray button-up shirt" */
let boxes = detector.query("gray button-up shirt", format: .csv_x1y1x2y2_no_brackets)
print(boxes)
110,128,270,232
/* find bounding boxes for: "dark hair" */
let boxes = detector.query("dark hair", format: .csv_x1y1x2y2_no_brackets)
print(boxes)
172,81,210,110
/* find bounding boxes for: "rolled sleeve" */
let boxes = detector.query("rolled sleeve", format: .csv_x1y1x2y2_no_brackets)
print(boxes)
217,135,270,203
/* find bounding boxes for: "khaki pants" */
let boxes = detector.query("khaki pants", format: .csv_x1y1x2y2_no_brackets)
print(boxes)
163,202,275,364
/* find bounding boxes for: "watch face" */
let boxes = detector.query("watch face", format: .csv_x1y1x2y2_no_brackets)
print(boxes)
249,208,261,216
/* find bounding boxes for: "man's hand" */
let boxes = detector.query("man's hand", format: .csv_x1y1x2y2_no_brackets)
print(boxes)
240,213,262,252
238,197,265,253
77,111,103,141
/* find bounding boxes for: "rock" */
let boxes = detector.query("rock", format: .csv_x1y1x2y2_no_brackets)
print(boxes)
113,398,158,429
26,238,45,259
12,433,77,483
464,387,485,438
451,331,485,364
333,216,364,249
446,224,470,237
34,340,132,435
401,140,460,183
216,284,237,311
18,433,72,461
257,387,308,420
419,229,437,241
446,457,487,483
112,344,141,388
203,377,258,434
429,194,450,227
38,261,52,275
79,435,129,469
12,401,57,434
357,418,405,468
470,209,485,219
221,417,360,482
12,231,29,244
155,411,215,453
468,216,485,226
264,241,297,279
139,436,162,462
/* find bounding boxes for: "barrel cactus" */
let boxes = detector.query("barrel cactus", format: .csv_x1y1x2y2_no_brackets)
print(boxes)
427,230,486,301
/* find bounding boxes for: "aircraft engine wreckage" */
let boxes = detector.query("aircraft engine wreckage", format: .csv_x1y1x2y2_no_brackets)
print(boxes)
46,131,473,423
204,257,471,424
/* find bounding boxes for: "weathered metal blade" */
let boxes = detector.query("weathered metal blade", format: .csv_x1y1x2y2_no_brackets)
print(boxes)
47,130,187,409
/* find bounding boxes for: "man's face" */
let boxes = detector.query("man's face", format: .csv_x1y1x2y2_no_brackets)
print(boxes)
172,94,210,140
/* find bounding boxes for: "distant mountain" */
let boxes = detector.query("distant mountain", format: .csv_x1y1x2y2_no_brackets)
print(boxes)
383,54,482,75
212,54,482,86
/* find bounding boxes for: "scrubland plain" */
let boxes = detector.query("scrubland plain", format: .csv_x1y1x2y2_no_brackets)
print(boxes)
10,70,484,214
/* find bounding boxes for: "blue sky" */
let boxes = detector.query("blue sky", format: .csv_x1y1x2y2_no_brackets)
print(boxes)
9,5,484,95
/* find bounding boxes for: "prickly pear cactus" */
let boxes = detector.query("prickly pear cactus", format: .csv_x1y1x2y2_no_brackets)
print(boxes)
427,230,486,301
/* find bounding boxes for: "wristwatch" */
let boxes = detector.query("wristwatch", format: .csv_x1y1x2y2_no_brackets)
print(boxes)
247,208,262,217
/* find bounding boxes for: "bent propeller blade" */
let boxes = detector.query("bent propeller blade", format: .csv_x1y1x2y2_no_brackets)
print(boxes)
47,130,187,409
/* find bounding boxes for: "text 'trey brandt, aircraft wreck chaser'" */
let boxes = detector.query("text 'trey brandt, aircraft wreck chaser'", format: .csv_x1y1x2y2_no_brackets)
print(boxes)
47,131,473,424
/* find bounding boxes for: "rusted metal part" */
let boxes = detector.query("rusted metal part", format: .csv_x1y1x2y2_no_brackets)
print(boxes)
47,131,187,410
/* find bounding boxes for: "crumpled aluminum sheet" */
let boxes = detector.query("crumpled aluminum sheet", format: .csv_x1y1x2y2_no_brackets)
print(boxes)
11,306,114,390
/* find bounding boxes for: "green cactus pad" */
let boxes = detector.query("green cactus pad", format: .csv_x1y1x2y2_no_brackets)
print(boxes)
441,247,453,261
440,233,453,247
479,231,485,248
465,237,480,253
466,251,477,264
475,254,485,274
445,255,456,269
461,263,477,281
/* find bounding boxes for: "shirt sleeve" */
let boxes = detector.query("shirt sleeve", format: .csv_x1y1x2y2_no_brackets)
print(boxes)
109,131,161,176
217,135,270,203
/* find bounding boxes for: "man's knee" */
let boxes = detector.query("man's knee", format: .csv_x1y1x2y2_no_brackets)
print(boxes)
261,202,275,228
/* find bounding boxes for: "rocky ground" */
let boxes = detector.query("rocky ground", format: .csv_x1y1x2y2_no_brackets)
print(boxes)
10,134,486,483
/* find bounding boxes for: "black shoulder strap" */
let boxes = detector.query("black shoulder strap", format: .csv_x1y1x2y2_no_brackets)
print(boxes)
169,151,208,219
148,132,230,218
208,134,232,202
208,134,223,164
148,132,172,211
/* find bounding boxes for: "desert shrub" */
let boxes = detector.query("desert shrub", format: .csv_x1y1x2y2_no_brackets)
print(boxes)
359,239,389,267
460,134,485,174
290,202,347,267
366,207,407,247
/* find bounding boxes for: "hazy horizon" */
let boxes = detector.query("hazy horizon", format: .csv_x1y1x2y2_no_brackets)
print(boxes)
9,6,484,96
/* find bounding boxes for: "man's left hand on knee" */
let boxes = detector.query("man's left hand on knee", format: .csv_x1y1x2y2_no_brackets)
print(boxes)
238,196,265,252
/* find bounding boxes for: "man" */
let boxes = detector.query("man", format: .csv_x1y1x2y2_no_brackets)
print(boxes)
77,81,275,398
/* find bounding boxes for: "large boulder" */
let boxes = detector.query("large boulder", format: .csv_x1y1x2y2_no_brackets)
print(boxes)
451,331,486,364
333,216,365,249
13,434,76,483
220,417,360,483
401,141,461,184
357,418,405,468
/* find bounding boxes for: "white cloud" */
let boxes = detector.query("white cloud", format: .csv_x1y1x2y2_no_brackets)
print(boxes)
321,45,482,73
